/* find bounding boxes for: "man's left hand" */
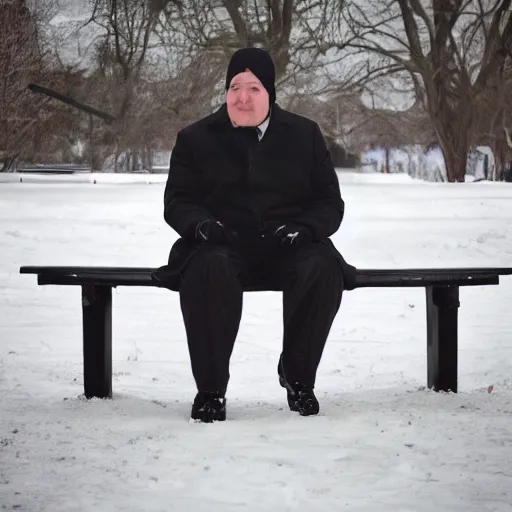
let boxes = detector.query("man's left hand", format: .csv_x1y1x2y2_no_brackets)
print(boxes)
273,224,313,249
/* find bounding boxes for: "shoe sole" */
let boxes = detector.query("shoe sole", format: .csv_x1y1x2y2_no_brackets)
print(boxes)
190,415,226,423
190,406,226,423
190,413,226,423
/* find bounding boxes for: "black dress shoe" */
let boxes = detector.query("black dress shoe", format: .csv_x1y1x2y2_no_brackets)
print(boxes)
190,392,226,422
278,357,319,416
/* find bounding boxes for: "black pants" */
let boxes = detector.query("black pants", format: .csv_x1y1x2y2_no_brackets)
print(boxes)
179,242,344,394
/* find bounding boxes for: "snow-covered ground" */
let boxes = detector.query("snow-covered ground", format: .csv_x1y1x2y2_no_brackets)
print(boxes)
1,172,512,512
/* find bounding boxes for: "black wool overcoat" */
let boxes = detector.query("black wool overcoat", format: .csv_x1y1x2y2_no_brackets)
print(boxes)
153,103,356,290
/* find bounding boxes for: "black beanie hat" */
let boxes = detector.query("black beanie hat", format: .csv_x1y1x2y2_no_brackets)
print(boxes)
225,47,276,104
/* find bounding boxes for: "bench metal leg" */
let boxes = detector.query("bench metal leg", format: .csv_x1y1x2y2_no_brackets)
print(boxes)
425,285,460,392
81,284,113,399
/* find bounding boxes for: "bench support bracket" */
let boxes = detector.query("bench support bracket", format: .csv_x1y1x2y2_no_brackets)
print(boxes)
82,284,113,399
426,285,459,392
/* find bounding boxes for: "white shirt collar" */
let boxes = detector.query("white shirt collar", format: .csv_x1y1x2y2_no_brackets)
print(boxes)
257,115,270,140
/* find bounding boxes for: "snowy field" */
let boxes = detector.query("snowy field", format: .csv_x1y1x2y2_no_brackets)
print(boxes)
1,171,512,512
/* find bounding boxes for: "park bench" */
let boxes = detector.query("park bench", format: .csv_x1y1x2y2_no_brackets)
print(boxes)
16,164,91,174
19,265,512,399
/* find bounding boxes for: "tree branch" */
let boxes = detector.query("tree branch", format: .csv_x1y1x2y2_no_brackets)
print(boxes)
223,0,249,45
396,0,425,61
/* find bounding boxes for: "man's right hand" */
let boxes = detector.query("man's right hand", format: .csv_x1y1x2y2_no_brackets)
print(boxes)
272,223,313,249
195,219,228,244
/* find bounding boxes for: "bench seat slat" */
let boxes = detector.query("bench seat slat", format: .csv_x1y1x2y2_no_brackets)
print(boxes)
37,273,158,287
20,265,512,276
24,267,505,289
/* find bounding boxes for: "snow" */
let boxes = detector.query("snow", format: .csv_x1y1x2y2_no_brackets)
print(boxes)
1,171,512,512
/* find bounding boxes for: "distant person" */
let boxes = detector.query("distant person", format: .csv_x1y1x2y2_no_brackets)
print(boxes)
159,47,355,423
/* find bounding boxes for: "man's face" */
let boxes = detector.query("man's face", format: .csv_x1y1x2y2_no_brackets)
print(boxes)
226,71,269,127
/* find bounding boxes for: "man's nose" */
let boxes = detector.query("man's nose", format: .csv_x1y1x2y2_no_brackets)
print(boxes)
238,89,250,103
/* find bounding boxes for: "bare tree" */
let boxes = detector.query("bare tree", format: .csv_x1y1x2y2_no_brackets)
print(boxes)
474,53,512,180
0,0,49,171
155,0,373,98
84,0,164,170
76,1,413,169
345,0,512,182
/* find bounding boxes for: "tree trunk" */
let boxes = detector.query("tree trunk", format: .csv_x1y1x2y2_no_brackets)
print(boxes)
434,118,468,182
114,145,120,173
88,114,94,172
427,98,471,182
440,144,466,182
492,138,511,181
0,154,18,172
141,147,152,171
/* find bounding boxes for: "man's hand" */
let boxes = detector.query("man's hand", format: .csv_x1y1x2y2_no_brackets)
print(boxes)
273,224,313,249
195,219,228,244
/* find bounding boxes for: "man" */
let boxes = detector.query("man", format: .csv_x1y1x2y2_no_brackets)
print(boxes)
159,47,356,423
